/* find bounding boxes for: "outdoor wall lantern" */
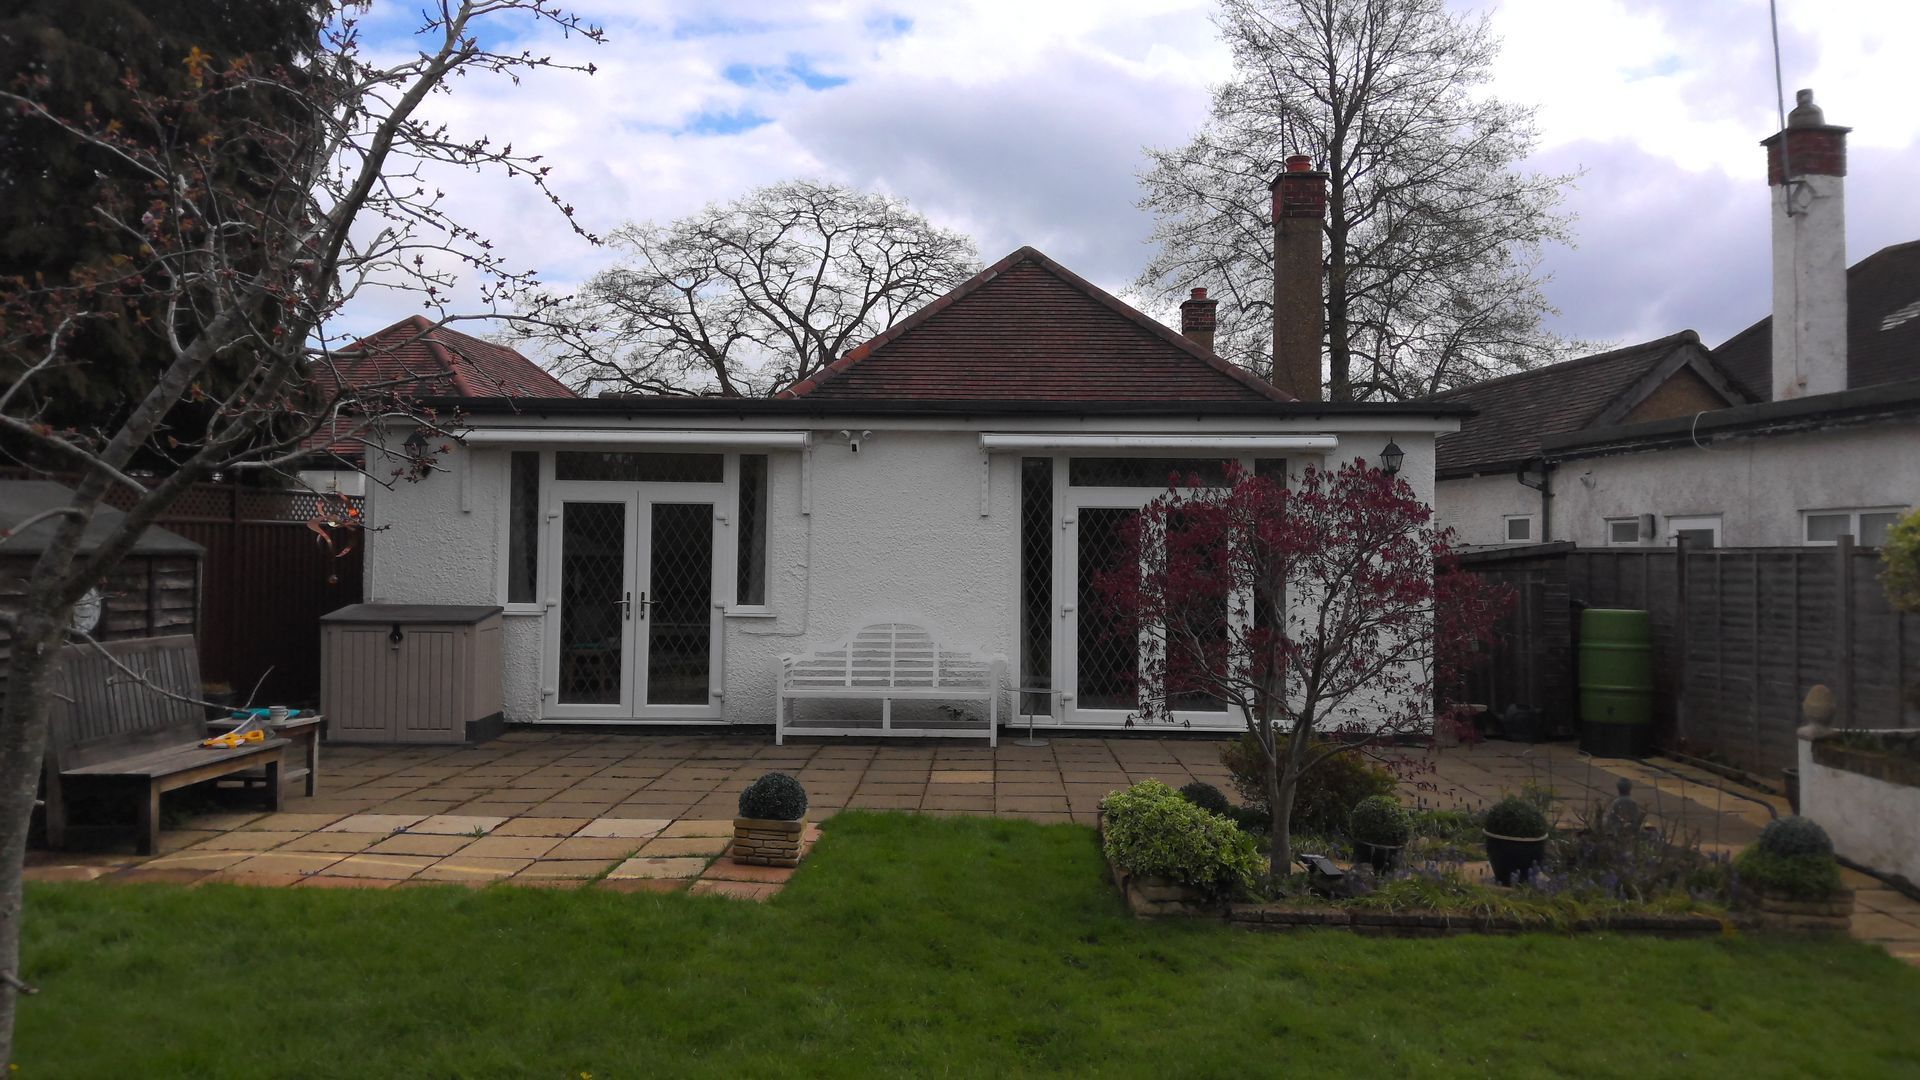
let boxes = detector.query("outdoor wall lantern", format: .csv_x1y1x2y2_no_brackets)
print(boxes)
1378,439,1404,475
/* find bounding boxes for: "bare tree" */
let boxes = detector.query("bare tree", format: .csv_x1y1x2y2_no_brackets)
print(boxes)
533,180,979,396
0,1,602,1057
1137,0,1584,401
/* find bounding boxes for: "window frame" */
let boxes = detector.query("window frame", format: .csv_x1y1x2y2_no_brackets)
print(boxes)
1604,517,1642,547
1502,514,1536,544
729,453,772,615
1666,514,1721,548
1803,506,1908,547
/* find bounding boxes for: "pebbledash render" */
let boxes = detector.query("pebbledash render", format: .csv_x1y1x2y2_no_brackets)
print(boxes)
362,188,1465,735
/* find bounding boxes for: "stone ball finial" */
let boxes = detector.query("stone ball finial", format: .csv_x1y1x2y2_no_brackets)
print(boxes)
1802,684,1836,724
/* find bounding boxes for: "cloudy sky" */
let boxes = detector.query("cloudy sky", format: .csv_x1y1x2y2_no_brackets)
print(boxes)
341,0,1920,359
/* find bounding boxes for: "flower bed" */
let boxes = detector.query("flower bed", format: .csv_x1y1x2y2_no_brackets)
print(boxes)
1800,728,1920,889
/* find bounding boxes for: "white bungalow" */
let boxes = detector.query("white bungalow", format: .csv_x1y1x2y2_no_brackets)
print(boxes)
360,244,1465,737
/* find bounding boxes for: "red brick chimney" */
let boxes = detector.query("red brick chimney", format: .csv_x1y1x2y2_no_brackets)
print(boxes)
1271,154,1326,401
1179,287,1218,352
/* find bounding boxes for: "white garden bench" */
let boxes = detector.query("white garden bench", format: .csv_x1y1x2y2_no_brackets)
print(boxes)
774,621,1006,746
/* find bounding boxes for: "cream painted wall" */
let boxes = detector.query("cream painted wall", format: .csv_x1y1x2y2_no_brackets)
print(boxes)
362,418,1448,729
1434,422,1919,549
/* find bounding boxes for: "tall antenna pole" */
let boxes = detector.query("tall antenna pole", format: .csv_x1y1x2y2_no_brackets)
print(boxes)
1770,0,1796,216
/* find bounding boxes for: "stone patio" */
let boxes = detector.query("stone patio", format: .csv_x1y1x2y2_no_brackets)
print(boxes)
24,731,1920,958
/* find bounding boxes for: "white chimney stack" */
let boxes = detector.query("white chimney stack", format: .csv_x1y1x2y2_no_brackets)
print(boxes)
1763,89,1850,400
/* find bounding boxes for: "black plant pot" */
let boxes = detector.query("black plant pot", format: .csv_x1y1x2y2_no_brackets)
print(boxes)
1781,767,1801,815
1354,840,1403,874
1484,831,1548,886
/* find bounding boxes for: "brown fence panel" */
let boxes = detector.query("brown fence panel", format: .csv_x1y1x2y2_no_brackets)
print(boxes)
1462,541,1920,778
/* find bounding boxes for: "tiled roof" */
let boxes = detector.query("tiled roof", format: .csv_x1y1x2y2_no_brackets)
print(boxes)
1433,332,1709,476
306,315,574,460
1713,239,1920,400
781,247,1293,403
317,315,575,400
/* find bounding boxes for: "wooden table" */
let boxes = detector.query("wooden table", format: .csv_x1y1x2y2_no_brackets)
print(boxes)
208,714,325,797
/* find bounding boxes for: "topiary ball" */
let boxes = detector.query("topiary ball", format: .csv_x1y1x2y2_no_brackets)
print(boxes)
1349,794,1412,847
1757,815,1833,859
738,771,809,821
1179,781,1232,816
1484,794,1549,839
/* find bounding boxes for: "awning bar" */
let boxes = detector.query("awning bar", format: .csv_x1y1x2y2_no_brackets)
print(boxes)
461,429,811,450
978,433,1337,453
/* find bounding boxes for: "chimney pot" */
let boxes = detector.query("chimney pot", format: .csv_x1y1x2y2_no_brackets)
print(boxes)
1285,154,1313,173
1179,286,1219,353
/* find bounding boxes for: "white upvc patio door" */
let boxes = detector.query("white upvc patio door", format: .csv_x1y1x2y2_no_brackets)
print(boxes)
1055,460,1242,731
546,480,724,722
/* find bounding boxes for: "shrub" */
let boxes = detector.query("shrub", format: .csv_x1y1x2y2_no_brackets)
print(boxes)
1220,733,1397,836
1178,781,1231,816
1880,506,1920,612
1349,795,1411,847
1735,847,1842,900
738,772,808,820
1484,795,1549,839
1101,780,1263,898
1756,816,1833,859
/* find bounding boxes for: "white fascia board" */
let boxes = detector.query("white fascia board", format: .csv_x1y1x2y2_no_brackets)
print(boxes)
978,433,1338,453
461,428,810,450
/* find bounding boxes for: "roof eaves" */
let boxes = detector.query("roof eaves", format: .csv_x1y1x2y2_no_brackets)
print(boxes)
1541,376,1920,459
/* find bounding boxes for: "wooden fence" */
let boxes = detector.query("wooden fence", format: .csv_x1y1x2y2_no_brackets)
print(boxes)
120,484,364,706
1458,540,1920,776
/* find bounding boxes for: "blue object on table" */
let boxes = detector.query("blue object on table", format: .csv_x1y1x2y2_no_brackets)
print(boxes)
228,707,304,721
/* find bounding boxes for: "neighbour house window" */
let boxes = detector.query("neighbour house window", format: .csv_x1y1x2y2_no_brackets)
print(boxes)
554,451,723,483
1666,515,1721,548
507,451,540,604
735,454,769,607
1804,507,1906,547
1503,515,1535,543
1606,518,1642,546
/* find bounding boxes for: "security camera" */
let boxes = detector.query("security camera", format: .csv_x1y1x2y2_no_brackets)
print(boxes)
839,429,871,454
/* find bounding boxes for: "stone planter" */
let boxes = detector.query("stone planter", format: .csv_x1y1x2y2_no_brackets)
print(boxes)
1750,886,1854,934
732,817,805,867
1484,831,1548,886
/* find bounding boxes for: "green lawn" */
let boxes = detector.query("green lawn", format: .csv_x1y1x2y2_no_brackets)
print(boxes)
20,812,1920,1078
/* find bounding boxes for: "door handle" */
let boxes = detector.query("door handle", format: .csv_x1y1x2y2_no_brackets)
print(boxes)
637,591,655,620
620,591,631,621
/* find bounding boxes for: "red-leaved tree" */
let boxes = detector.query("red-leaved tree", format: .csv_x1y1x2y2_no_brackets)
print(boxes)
1097,459,1508,889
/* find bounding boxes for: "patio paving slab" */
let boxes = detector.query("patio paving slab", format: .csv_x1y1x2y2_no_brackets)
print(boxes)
279,832,385,854
296,876,401,889
606,856,710,880
575,817,673,838
219,852,345,877
638,836,731,857
141,851,248,872
408,814,508,836
324,813,426,834
319,854,439,880
690,879,778,901
415,856,532,882
491,817,590,837
368,834,474,857
545,837,645,860
460,835,563,859
657,819,736,837
515,859,618,880
238,813,343,832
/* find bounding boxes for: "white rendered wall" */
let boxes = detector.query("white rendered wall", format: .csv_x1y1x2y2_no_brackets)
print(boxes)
1547,424,1918,548
363,421,1446,729
1435,473,1540,547
1799,736,1920,885
1771,173,1848,400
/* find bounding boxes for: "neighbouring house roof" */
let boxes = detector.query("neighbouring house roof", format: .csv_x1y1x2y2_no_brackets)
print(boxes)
0,480,202,556
779,246,1294,403
1432,332,1748,478
1712,239,1920,400
318,315,575,399
1542,376,1920,460
306,315,574,463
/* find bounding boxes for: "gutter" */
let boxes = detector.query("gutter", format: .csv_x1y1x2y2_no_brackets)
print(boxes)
425,395,1476,421
1539,377,1920,461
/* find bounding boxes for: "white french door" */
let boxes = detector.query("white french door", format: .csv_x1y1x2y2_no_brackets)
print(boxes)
1054,461,1243,731
546,488,723,721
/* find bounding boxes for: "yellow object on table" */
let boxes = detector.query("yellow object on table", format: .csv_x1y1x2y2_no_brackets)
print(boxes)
200,729,266,749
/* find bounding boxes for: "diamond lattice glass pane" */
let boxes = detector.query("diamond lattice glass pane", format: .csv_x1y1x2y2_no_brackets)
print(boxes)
555,451,723,483
736,454,768,606
647,502,712,705
1077,507,1138,710
558,502,625,704
1166,509,1227,713
507,451,540,604
1068,457,1231,487
1019,457,1053,715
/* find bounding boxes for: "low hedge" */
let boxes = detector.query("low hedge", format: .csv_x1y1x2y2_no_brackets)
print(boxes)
1102,780,1263,899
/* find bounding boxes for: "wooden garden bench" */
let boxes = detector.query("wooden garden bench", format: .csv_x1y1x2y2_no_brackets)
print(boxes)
44,635,287,854
774,621,1006,746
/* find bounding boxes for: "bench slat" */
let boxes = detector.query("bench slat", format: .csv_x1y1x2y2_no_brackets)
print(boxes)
62,737,289,778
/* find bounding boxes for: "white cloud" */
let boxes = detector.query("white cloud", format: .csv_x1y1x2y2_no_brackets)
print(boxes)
335,0,1920,355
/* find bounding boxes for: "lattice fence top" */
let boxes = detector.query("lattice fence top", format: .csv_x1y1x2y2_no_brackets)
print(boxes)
0,470,364,524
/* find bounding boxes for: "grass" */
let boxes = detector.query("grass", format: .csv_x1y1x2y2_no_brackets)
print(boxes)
19,812,1920,1077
